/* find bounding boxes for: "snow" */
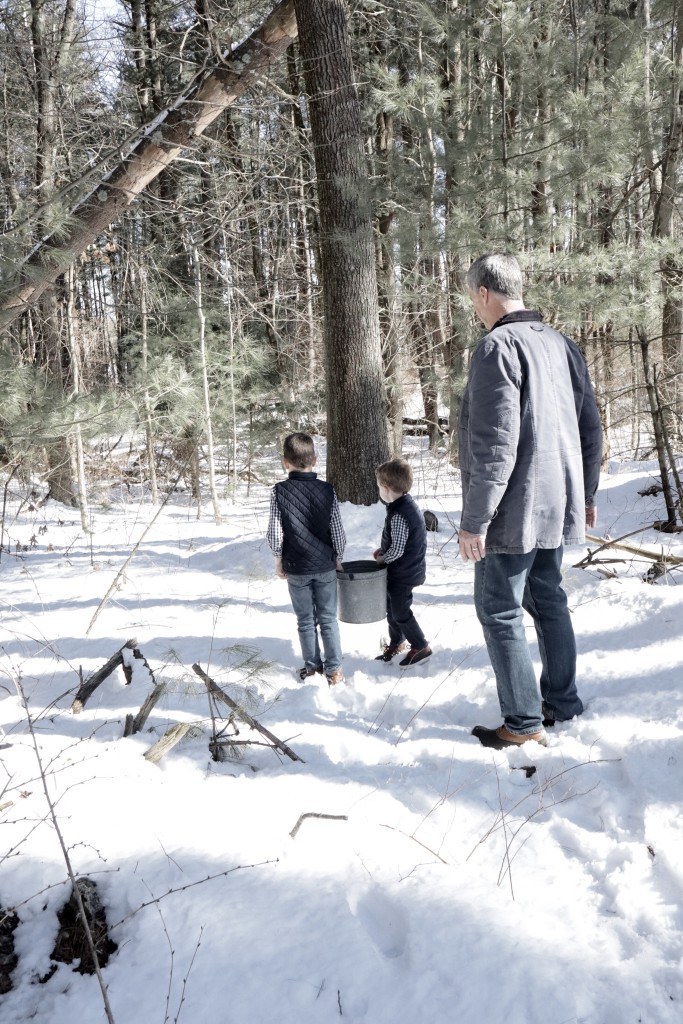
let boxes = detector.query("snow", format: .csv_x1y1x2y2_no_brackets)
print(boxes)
1,444,682,1024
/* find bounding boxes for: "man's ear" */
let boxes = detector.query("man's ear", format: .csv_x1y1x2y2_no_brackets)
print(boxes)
311,456,317,467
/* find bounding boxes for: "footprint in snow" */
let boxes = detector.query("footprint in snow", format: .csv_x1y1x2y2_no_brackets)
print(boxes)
348,886,408,960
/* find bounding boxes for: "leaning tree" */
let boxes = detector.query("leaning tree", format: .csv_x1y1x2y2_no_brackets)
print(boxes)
0,0,390,505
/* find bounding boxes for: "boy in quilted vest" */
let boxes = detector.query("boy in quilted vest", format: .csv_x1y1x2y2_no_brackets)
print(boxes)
373,458,431,667
267,432,346,685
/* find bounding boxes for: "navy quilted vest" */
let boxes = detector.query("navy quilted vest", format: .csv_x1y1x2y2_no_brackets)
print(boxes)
275,472,336,575
381,493,427,586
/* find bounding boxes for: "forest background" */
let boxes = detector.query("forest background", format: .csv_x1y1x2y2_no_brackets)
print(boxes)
1,5,683,1017
0,0,682,518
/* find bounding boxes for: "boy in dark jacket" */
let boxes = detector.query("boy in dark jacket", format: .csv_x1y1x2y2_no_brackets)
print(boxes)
373,458,431,667
267,432,345,685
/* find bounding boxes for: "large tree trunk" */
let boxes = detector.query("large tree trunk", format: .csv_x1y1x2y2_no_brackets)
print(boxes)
294,0,389,504
0,0,298,332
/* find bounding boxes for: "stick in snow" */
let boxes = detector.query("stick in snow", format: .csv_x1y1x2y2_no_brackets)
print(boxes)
289,813,348,839
143,723,192,764
576,531,683,569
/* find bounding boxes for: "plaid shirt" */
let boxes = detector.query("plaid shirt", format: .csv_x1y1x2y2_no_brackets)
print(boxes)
380,513,408,563
267,489,346,558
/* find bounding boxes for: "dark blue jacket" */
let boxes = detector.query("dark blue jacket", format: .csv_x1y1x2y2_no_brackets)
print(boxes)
381,493,427,587
275,472,337,575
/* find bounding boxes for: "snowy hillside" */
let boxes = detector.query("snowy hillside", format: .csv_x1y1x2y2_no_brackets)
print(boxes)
1,444,682,1024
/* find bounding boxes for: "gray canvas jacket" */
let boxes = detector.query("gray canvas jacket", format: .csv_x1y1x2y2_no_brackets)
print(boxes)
458,310,603,554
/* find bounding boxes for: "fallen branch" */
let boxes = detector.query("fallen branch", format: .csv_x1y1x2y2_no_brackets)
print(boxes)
289,812,348,839
575,532,683,569
71,640,137,713
123,682,166,737
143,723,192,764
192,663,305,763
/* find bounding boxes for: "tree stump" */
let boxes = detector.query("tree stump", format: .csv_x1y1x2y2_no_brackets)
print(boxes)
0,908,19,994
49,878,117,975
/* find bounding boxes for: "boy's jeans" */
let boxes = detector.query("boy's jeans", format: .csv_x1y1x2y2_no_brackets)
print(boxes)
473,546,583,735
287,570,342,675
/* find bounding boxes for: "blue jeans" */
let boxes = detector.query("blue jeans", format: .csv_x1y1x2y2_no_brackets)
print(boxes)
287,570,342,675
473,547,583,735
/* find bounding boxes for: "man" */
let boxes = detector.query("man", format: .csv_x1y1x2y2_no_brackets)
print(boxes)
459,253,602,749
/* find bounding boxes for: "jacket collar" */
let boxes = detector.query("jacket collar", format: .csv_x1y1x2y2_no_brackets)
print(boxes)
386,493,409,510
288,471,317,480
490,309,543,331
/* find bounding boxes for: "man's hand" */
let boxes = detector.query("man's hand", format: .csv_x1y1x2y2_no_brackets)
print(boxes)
336,558,344,571
585,505,597,530
459,528,486,562
373,548,384,563
275,556,287,579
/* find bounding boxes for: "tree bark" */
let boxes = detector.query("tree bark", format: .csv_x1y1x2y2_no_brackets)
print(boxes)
294,0,390,504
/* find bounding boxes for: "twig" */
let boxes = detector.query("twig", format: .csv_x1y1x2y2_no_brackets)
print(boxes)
289,812,348,839
14,676,117,1024
86,465,188,635
173,926,204,1024
378,823,448,864
495,763,515,900
394,645,485,744
108,860,278,934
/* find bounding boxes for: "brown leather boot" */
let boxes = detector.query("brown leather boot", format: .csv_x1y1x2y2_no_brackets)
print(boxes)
472,724,547,749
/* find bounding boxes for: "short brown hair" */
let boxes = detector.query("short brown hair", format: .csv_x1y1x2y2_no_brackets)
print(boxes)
376,457,413,494
282,432,316,469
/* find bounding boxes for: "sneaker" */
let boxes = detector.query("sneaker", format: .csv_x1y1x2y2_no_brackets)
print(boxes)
375,642,408,662
472,724,547,750
297,665,324,682
398,645,432,666
326,669,345,686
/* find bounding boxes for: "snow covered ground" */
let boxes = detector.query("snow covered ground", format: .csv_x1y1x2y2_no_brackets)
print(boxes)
1,443,682,1024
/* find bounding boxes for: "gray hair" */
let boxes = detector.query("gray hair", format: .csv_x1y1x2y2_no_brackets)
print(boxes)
466,253,524,300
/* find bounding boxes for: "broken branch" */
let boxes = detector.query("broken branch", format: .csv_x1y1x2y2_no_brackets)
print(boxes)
192,663,304,763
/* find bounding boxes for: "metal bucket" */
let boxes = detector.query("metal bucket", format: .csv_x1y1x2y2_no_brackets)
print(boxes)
336,560,387,624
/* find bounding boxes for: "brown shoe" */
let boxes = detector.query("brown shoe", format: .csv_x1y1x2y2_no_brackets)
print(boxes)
326,669,345,686
398,645,432,666
472,724,547,750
